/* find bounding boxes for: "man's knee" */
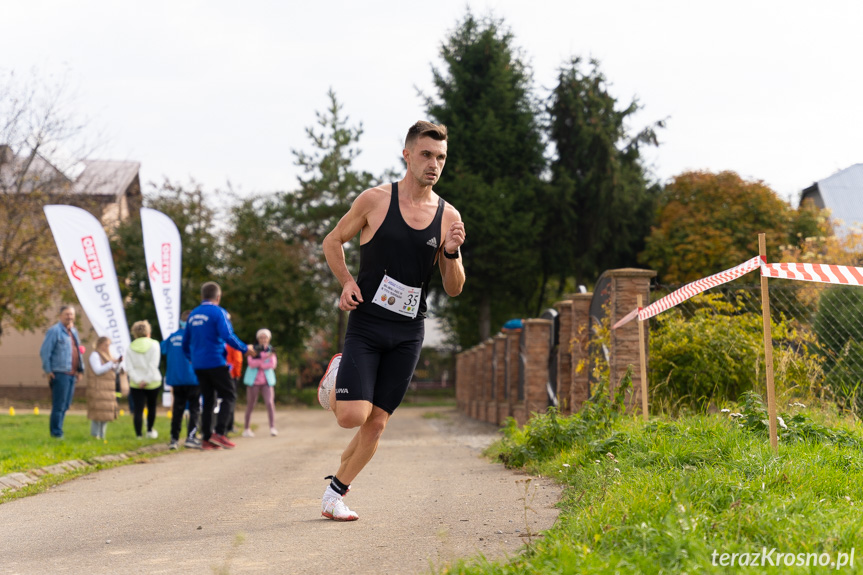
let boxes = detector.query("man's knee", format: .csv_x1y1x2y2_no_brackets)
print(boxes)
361,414,388,441
335,403,371,429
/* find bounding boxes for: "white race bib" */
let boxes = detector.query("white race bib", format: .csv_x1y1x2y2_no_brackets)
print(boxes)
371,274,422,319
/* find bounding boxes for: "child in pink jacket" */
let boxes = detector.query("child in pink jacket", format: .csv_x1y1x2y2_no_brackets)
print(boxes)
242,329,278,437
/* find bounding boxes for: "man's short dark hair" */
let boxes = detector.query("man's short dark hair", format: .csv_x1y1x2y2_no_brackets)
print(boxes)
59,304,74,315
180,310,192,322
201,282,221,301
405,121,448,149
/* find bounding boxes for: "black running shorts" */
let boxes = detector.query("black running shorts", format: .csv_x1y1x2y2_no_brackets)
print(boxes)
335,311,424,414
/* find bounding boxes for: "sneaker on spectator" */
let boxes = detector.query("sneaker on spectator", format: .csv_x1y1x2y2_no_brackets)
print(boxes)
169,439,179,450
318,353,341,411
270,427,279,436
242,429,255,438
210,433,236,449
184,437,202,449
146,429,158,439
321,494,359,521
201,439,222,450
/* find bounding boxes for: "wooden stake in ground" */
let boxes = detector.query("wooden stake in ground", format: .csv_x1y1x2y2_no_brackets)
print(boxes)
759,233,779,451
637,294,648,421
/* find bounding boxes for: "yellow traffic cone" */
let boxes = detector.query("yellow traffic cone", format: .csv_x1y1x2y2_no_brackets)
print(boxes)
33,406,40,415
119,409,125,417
9,406,15,416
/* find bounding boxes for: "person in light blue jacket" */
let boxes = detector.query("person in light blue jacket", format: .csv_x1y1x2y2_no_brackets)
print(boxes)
39,305,85,438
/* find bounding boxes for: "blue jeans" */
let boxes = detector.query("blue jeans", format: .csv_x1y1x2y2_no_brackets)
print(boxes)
50,373,77,437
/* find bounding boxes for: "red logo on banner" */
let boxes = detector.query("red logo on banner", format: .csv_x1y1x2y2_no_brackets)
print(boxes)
161,243,171,282
149,262,160,281
70,260,87,281
81,236,104,280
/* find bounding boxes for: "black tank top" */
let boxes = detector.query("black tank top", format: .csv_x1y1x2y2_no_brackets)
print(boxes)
355,182,445,322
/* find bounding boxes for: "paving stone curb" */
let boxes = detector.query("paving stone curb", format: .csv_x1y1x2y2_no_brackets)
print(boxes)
0,443,171,495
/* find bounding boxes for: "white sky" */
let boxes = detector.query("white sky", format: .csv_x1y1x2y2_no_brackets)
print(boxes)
2,0,861,204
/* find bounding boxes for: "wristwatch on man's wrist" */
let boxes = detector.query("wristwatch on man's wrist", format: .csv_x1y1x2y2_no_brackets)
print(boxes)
443,247,460,259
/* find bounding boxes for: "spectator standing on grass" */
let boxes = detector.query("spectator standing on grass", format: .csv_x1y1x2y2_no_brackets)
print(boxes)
39,305,85,439
182,281,255,450
161,310,201,450
224,324,244,435
243,328,278,437
126,320,162,439
85,336,122,440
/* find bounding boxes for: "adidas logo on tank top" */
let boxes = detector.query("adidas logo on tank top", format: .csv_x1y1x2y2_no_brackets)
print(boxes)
426,237,438,248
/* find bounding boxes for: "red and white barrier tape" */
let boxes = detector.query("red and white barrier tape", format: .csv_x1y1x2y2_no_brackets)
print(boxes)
612,256,762,329
761,262,863,285
612,257,863,330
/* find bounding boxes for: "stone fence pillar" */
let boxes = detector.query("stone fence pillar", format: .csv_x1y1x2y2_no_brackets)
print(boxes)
569,293,592,412
553,299,573,414
481,339,495,423
505,331,522,425
522,318,552,418
493,333,508,424
603,268,656,413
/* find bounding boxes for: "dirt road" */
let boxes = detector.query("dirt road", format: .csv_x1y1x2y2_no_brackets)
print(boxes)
0,407,560,575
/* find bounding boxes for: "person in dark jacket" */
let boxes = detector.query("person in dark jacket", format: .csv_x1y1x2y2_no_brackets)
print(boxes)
161,310,201,450
182,282,254,450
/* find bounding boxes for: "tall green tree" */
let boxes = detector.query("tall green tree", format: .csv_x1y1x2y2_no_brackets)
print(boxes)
221,195,320,362
542,58,661,294
278,89,375,349
423,11,546,346
111,179,220,340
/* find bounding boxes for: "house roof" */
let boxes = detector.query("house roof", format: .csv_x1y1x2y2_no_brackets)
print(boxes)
73,159,141,198
801,163,863,234
0,145,139,200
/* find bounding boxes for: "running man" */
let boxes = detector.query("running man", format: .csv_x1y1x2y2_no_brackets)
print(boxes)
318,121,466,521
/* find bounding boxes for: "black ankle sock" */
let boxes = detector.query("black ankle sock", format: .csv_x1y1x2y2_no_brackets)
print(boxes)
325,474,349,496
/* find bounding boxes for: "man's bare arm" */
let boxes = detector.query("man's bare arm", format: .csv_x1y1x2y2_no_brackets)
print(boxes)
439,206,466,297
322,190,378,311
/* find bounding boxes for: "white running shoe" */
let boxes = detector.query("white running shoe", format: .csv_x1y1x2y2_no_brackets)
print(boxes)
321,494,359,521
317,353,341,411
146,429,158,439
270,427,278,436
242,429,255,438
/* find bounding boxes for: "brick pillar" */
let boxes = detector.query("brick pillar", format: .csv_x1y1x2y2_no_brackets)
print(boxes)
493,333,509,424
554,299,573,414
569,293,592,412
455,350,467,414
472,345,484,420
481,339,495,423
466,347,479,420
603,268,656,413
505,331,522,425
523,318,552,420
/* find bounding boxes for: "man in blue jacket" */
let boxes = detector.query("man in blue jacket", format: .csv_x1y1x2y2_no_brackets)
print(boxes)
182,282,253,450
39,305,85,438
162,310,201,450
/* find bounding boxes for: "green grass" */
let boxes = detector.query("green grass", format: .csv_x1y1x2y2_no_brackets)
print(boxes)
0,409,174,502
444,400,863,574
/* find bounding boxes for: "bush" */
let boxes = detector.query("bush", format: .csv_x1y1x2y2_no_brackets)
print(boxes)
650,293,823,410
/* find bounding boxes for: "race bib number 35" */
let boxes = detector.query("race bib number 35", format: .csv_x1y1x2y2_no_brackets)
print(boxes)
372,274,421,319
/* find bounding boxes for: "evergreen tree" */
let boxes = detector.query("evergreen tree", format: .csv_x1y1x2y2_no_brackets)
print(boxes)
543,58,661,293
423,11,546,346
277,90,375,349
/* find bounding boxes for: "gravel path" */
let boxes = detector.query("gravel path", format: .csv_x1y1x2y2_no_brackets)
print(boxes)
0,406,561,575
